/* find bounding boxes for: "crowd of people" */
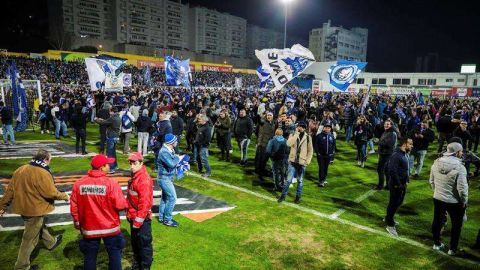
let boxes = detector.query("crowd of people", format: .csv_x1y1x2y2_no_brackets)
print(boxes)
1,56,480,268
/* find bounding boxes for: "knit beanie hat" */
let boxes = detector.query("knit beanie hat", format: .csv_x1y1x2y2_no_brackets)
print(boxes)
164,133,177,145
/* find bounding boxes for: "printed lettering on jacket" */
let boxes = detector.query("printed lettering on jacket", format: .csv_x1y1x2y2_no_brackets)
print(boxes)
80,185,107,196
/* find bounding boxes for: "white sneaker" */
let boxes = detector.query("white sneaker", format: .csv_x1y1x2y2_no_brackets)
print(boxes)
432,243,445,251
447,249,466,257
41,130,44,134
382,218,399,226
46,130,50,134
368,150,375,154
361,162,365,168
357,161,361,166
386,226,398,237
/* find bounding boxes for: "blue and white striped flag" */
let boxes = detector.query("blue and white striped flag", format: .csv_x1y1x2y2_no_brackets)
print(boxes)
176,155,190,180
165,56,191,87
360,86,371,115
7,61,28,131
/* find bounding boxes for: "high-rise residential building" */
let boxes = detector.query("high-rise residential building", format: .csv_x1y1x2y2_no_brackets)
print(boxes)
246,25,283,58
309,20,368,62
188,7,246,58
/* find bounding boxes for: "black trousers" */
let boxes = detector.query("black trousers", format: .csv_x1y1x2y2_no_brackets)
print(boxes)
317,154,331,184
254,145,269,175
99,126,107,153
469,131,480,152
385,186,406,226
432,199,465,252
377,154,391,189
130,219,153,269
40,119,50,131
75,128,86,154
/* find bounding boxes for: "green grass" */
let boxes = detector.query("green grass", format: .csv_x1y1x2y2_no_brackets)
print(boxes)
0,123,479,269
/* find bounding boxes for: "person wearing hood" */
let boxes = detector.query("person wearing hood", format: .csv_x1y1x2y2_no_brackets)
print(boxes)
266,128,288,191
385,137,413,237
429,142,468,257
127,152,153,270
376,119,398,190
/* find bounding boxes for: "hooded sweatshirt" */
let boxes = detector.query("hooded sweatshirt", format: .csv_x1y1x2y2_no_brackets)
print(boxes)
429,155,468,204
266,135,288,161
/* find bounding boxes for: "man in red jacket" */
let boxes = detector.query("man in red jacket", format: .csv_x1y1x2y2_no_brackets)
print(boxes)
127,152,153,270
70,154,128,270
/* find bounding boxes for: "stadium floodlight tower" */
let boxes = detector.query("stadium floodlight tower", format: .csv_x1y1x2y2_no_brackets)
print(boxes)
281,0,295,48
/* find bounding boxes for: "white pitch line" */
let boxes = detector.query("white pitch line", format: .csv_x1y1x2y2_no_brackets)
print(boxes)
185,171,479,264
330,189,377,219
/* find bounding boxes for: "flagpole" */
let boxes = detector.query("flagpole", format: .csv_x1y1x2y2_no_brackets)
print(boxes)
284,3,287,48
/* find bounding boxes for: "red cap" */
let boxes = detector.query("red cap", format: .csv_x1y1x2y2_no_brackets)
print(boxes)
91,154,116,169
128,152,144,162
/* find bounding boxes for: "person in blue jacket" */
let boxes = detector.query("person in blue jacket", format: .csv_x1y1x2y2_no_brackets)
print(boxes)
157,133,180,227
315,123,336,187
266,128,288,191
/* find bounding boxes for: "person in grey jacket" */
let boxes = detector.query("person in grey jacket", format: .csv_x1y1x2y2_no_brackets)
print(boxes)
429,142,468,256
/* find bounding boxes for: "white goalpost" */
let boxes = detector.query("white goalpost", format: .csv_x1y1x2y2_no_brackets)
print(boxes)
0,79,42,130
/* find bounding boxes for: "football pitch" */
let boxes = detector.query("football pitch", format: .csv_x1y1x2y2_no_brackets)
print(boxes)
0,124,479,269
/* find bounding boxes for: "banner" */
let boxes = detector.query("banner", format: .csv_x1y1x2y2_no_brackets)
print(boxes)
165,56,191,87
137,60,163,68
85,55,127,91
201,65,232,72
360,86,371,115
255,44,315,91
143,66,152,87
61,52,93,62
256,66,273,90
328,60,367,91
122,73,132,87
312,80,321,92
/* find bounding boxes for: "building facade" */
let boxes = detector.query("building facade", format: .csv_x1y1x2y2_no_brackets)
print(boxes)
246,25,283,58
309,20,368,62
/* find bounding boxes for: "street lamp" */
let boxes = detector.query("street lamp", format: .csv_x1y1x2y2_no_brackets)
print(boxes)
281,0,295,48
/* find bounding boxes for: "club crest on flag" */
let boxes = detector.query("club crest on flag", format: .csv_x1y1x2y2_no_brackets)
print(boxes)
328,60,367,91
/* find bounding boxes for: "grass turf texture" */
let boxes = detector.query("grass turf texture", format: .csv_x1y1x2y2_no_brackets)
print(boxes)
0,123,479,269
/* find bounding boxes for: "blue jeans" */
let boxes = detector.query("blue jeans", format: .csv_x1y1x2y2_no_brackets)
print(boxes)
281,163,305,198
357,143,367,162
197,146,211,174
409,149,427,175
158,176,177,222
54,119,68,139
79,233,126,270
345,125,353,142
192,144,198,162
368,139,375,152
2,124,15,144
106,137,119,171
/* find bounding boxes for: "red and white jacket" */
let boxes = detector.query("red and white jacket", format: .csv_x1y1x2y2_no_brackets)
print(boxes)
70,170,128,238
127,166,153,228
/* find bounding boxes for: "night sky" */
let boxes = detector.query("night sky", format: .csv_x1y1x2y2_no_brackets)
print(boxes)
1,0,479,72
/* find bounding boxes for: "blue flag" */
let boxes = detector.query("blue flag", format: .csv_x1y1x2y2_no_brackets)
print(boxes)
7,61,28,131
165,56,190,87
176,155,190,180
256,66,273,90
143,65,152,87
328,60,367,91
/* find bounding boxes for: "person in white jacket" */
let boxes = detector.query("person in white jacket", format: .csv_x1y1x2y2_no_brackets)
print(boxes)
119,105,135,154
429,142,468,256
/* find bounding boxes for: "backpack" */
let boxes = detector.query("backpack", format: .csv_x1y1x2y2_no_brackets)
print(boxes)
121,113,133,129
271,141,287,161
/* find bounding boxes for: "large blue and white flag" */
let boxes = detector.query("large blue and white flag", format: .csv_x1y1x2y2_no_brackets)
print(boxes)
256,66,273,90
327,60,367,91
255,44,315,91
165,56,191,87
85,55,127,91
7,61,28,131
176,154,190,180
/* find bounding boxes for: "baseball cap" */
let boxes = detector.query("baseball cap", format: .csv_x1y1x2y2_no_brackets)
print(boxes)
91,154,116,169
128,152,144,162
443,142,463,156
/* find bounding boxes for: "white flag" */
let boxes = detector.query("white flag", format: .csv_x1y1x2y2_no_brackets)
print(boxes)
255,44,315,91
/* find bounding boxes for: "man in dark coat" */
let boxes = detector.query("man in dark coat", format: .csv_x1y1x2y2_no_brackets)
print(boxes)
376,120,397,190
255,112,275,178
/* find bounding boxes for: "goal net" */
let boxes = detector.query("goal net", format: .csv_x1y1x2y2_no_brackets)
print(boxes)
0,79,42,130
